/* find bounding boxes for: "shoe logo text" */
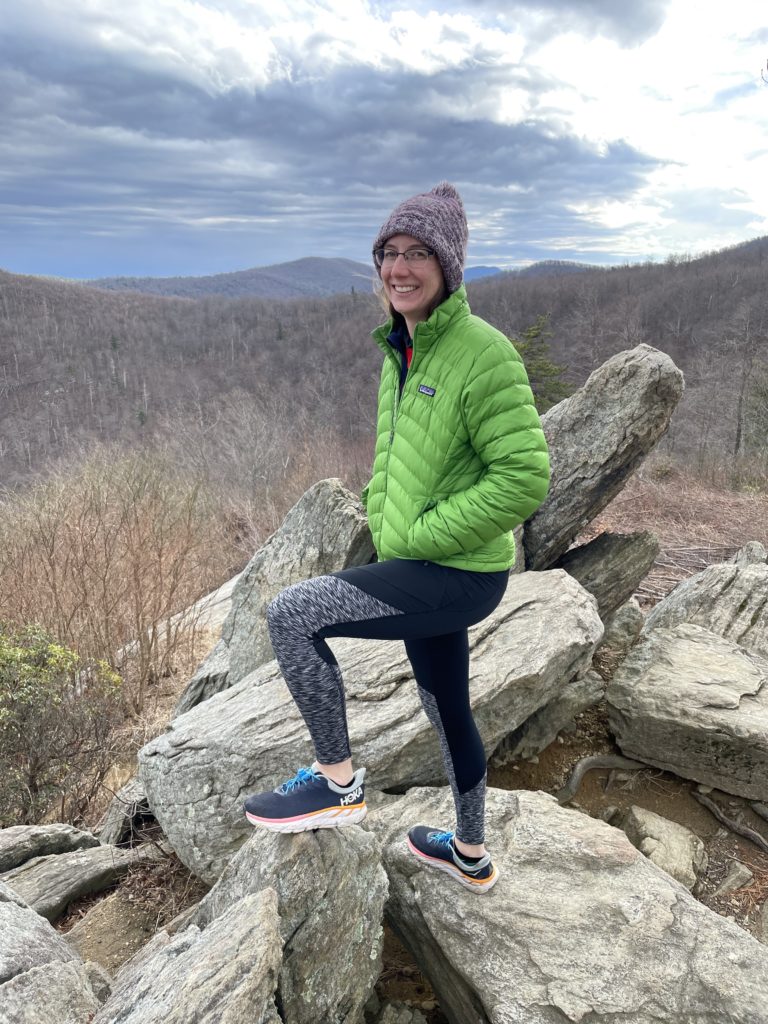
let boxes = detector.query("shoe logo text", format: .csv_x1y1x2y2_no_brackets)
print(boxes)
340,787,363,805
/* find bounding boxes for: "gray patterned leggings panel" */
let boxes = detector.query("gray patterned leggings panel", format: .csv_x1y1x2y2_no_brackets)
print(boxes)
266,561,508,844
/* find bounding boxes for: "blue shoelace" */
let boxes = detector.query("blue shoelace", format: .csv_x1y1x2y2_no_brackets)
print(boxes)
279,766,319,794
431,830,454,848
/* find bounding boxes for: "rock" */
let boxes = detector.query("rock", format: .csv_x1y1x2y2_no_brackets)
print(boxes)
138,570,603,882
371,786,768,1023
172,637,230,718
375,1003,428,1024
607,623,768,800
600,597,644,653
490,669,604,765
1,883,106,1021
554,531,659,620
728,541,767,566
174,478,374,714
95,778,152,846
619,805,707,891
643,562,768,659
713,861,754,897
94,889,283,1024
524,344,684,570
223,477,374,682
0,844,158,923
0,823,100,873
66,891,158,974
189,826,387,1024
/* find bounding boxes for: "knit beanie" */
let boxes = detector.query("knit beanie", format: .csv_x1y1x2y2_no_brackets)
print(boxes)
372,182,468,295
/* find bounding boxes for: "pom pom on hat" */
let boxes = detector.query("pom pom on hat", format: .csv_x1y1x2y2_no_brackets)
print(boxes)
372,182,468,295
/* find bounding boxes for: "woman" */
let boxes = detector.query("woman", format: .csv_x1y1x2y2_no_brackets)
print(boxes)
244,183,549,893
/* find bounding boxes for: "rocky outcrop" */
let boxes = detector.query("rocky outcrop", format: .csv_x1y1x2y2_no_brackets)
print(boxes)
619,805,707,891
93,826,385,1024
607,623,768,800
94,889,283,1024
0,843,158,922
524,344,684,570
0,881,109,1023
190,826,386,1024
371,786,768,1023
554,530,659,620
643,561,768,659
0,823,100,873
139,570,603,882
173,477,374,715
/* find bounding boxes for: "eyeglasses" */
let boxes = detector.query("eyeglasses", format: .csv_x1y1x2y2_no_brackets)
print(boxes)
373,246,435,267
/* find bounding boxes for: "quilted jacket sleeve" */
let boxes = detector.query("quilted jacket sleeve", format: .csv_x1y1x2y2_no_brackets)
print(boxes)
407,341,549,560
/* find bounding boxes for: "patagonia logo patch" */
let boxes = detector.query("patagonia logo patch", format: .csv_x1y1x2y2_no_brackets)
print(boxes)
418,384,436,397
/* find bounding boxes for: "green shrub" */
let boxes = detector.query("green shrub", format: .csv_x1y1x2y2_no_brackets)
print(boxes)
0,625,122,827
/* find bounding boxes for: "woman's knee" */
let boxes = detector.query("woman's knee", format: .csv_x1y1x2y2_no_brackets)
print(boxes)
266,576,329,635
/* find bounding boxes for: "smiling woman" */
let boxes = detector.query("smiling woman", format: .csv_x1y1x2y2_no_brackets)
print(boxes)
243,181,550,895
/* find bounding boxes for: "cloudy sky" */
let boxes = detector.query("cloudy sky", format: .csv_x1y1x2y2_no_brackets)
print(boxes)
2,0,768,278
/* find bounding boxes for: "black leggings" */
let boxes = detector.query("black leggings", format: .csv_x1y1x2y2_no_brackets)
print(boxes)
265,559,508,844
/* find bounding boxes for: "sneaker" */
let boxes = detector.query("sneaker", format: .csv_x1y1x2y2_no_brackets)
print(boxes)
406,826,498,893
244,765,367,833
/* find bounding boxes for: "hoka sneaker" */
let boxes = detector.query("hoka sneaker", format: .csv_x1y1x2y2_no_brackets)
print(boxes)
406,826,498,893
244,765,367,833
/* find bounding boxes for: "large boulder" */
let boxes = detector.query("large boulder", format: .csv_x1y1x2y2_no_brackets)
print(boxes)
189,826,387,1024
0,844,158,923
554,530,659,620
94,889,283,1024
0,881,107,1023
371,786,768,1023
174,477,374,715
139,570,603,882
0,823,100,873
524,345,684,570
607,623,768,800
643,562,768,659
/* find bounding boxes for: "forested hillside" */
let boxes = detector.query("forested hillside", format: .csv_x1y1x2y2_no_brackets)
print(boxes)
2,234,767,504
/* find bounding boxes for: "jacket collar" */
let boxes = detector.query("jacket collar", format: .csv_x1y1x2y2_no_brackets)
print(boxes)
372,285,470,362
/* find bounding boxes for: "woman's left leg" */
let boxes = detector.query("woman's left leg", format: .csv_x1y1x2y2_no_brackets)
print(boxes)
404,629,487,848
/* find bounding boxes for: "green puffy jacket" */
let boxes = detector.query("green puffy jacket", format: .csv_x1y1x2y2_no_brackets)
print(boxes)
361,286,550,571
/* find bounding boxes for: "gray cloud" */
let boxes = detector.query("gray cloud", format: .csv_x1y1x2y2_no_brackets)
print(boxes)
0,5,669,277
377,0,670,46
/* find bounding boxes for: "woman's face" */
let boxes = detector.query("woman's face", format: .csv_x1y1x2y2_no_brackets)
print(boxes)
380,233,446,328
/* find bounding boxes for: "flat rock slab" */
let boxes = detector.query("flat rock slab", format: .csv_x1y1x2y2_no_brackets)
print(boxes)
139,570,603,882
0,823,100,873
607,623,768,800
0,844,156,923
190,826,387,1024
1,885,107,1022
94,889,283,1024
555,530,659,620
371,786,768,1024
525,344,684,570
644,562,768,659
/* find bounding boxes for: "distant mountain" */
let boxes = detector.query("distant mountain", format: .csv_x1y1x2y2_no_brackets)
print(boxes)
464,266,503,282
86,257,375,300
